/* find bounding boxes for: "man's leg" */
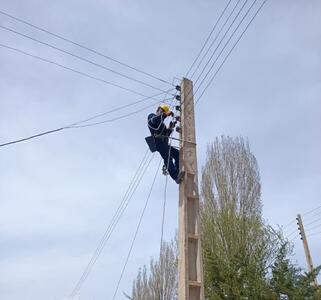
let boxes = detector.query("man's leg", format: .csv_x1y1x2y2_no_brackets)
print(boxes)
158,146,178,181
170,146,179,171
170,146,185,184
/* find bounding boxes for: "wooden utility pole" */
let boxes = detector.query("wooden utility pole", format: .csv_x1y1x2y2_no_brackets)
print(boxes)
178,78,204,300
296,214,318,287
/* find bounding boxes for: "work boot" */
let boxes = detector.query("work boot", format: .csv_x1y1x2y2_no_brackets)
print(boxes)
175,171,185,184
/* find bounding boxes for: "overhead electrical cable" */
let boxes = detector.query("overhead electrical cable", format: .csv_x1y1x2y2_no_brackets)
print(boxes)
159,98,176,255
302,205,321,217
195,0,267,104
290,234,300,242
185,0,233,77
307,231,321,238
182,0,264,108
159,151,169,249
70,151,152,297
0,127,66,148
0,43,165,100
282,219,296,230
70,151,155,298
70,95,177,297
66,90,174,128
283,206,321,234
0,25,169,93
308,210,321,219
304,223,321,233
0,93,172,148
194,0,254,88
190,0,243,80
304,217,321,228
0,9,173,86
285,228,299,239
112,158,162,300
158,129,173,300
68,98,171,129
71,152,153,297
156,97,179,299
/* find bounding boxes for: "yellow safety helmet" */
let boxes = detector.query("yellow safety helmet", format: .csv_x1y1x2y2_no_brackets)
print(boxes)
158,104,170,113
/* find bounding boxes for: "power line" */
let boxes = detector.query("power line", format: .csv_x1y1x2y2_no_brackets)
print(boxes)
71,152,153,297
68,98,171,129
0,9,173,86
195,0,267,104
111,158,162,300
282,219,296,231
70,151,155,298
304,223,321,234
0,93,172,148
158,99,176,249
185,0,233,77
190,0,243,80
159,100,175,253
70,151,152,297
307,231,321,238
284,214,321,239
286,228,299,239
0,25,169,93
304,217,321,228
193,0,250,87
160,161,169,249
0,127,65,148
308,210,321,219
70,98,176,297
283,207,321,233
302,205,321,217
0,43,164,99
67,90,174,128
181,0,243,105
195,0,259,95
158,127,173,300
290,234,300,243
183,0,265,108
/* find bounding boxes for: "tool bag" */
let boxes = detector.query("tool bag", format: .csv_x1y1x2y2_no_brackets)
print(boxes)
145,136,157,153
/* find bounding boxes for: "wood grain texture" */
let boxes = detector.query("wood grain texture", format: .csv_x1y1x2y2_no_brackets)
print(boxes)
178,78,204,300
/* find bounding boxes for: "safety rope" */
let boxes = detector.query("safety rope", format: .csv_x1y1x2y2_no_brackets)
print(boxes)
158,94,177,300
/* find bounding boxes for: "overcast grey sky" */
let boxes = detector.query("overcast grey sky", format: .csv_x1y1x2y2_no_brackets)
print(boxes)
0,0,320,299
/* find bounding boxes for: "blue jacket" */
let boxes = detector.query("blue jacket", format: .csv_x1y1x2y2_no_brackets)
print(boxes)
147,113,172,146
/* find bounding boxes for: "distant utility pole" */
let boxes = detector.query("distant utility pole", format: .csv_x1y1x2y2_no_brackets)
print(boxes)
178,78,204,300
296,214,318,287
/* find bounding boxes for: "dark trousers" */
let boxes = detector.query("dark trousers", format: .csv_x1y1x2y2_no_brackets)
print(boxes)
156,142,180,180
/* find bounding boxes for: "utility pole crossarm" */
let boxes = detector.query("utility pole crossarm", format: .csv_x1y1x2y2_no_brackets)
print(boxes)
178,78,204,300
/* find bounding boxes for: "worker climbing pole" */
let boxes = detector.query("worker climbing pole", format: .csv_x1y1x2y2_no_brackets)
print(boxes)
146,101,185,184
177,78,204,300
145,77,204,299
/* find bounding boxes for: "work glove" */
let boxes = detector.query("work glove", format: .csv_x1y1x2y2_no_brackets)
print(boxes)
169,121,177,129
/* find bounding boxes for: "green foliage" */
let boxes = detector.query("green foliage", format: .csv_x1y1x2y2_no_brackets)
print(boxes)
131,136,321,299
129,239,178,300
201,136,321,299
201,203,279,299
201,136,273,298
270,242,321,299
